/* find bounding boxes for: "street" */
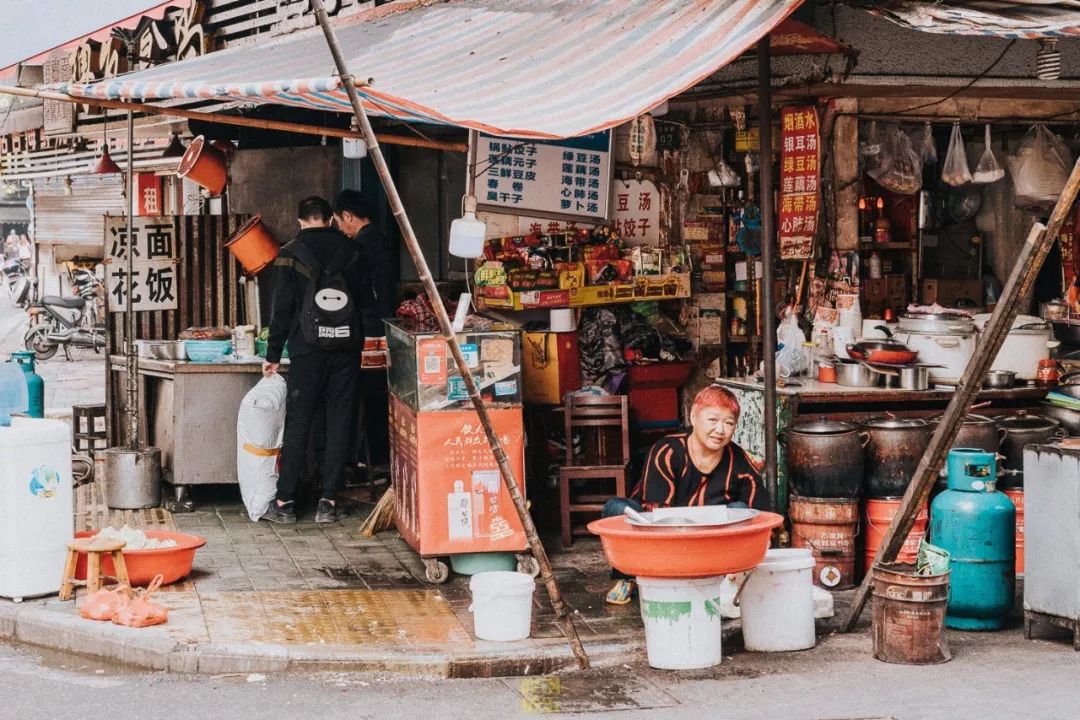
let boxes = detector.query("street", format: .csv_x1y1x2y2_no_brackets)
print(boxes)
3,621,1080,719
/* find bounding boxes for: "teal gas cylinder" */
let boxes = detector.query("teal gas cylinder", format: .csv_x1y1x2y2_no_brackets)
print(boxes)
930,448,1015,630
9,351,43,418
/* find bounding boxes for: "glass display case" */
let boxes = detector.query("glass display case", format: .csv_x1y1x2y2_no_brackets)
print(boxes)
384,319,523,412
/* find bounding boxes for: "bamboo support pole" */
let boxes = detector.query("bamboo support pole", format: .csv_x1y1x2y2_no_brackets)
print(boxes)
841,157,1080,632
0,84,467,153
309,0,589,669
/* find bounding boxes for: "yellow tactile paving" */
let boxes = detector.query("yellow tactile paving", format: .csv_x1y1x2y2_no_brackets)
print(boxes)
198,590,471,646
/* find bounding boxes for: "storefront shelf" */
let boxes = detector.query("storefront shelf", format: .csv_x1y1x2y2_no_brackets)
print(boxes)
476,273,691,311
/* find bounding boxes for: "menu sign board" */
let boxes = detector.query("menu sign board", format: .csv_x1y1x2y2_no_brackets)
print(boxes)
104,216,178,312
476,131,612,223
778,106,821,260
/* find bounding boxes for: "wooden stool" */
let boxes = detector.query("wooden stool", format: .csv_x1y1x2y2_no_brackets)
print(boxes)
59,537,132,601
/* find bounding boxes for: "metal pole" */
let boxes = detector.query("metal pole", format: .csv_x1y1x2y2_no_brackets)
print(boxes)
125,107,138,450
757,37,778,509
841,158,1080,631
308,0,589,669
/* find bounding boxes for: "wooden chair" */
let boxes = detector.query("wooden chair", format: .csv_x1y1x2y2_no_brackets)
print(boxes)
59,537,132,601
558,394,630,547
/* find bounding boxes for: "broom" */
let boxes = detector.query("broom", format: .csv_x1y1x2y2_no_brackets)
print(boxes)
359,488,395,537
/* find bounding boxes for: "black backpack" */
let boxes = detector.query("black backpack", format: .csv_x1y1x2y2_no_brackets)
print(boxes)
290,242,360,350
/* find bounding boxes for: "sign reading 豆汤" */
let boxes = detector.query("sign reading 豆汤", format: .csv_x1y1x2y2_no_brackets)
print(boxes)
778,106,821,261
104,216,178,312
476,131,612,223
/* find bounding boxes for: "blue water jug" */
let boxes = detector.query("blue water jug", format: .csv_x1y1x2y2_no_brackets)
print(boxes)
931,448,1015,630
10,351,43,418
0,362,28,427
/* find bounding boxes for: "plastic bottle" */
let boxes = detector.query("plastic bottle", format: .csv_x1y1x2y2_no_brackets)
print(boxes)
868,251,883,280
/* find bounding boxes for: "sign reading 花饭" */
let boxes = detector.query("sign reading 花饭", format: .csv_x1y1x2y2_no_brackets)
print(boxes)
476,131,612,223
104,216,178,312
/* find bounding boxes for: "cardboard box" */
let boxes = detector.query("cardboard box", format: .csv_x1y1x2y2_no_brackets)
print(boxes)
886,273,907,308
921,279,982,307
521,332,581,405
864,278,887,303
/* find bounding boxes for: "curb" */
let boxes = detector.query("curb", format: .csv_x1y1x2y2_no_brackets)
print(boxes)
2,602,731,677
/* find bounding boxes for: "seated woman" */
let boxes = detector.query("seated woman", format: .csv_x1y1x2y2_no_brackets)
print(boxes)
603,385,769,605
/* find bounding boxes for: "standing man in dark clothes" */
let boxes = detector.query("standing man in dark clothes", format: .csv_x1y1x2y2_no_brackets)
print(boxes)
262,196,374,524
334,190,396,471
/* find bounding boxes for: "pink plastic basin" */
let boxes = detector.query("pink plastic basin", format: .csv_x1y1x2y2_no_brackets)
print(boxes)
74,530,207,586
587,511,784,578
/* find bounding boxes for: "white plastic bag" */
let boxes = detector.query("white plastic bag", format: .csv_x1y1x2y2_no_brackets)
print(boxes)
776,311,808,377
972,125,1004,184
1009,124,1071,209
919,122,937,165
941,123,972,186
870,124,921,194
237,374,287,522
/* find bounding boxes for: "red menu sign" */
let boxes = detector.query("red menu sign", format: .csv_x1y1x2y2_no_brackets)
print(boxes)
778,106,820,260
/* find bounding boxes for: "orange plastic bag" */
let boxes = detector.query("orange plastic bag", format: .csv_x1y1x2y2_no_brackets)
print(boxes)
111,574,169,628
79,586,132,622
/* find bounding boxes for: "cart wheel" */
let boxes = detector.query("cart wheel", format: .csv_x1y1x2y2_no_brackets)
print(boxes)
516,553,540,578
423,558,450,584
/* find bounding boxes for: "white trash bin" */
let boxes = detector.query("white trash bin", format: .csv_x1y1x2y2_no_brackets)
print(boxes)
637,575,726,669
469,571,535,641
739,548,817,652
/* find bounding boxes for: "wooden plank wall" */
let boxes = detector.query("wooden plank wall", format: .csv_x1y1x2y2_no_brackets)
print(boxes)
106,213,250,445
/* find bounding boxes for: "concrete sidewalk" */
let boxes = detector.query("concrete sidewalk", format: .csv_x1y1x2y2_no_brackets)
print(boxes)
0,482,683,677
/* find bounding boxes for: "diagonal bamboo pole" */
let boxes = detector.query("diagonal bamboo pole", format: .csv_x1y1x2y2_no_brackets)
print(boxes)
841,157,1080,632
309,0,590,669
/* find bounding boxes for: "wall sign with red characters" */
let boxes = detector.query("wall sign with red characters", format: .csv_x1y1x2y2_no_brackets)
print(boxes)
778,106,821,261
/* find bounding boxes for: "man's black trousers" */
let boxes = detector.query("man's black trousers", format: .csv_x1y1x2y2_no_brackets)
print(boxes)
277,350,359,503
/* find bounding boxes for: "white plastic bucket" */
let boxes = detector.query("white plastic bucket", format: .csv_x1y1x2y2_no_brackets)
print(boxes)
468,571,535,641
739,548,817,652
637,575,726,669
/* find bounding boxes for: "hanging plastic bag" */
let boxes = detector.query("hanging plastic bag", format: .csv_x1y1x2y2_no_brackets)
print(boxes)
776,310,808,377
972,125,1005,184
870,124,921,194
1009,124,1072,209
919,122,937,165
111,574,169,628
941,123,972,186
716,158,741,188
237,374,287,522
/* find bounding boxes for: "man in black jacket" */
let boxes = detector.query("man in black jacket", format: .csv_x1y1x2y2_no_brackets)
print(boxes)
334,190,396,471
262,195,373,524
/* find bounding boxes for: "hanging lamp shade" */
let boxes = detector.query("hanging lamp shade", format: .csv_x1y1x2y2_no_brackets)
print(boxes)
161,133,187,158
91,145,121,174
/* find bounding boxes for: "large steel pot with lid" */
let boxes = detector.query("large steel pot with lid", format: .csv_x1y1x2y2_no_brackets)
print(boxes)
861,416,933,498
893,312,977,384
996,411,1064,489
784,418,868,498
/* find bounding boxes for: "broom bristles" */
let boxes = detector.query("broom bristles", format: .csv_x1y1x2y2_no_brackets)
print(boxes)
359,489,395,537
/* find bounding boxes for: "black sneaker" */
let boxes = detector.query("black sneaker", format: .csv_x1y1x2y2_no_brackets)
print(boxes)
262,500,297,524
314,499,337,524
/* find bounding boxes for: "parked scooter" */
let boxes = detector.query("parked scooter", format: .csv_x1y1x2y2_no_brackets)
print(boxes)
4,258,31,305
23,270,105,361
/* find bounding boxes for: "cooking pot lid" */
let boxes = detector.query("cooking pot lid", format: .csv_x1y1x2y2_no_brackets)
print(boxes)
998,412,1059,431
933,413,995,425
973,313,1049,334
903,311,970,322
791,418,858,434
862,416,930,429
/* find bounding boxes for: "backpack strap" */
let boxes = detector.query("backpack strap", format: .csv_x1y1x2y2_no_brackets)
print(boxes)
287,242,322,280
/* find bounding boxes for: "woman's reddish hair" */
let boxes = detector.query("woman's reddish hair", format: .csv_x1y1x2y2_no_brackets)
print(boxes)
691,385,741,417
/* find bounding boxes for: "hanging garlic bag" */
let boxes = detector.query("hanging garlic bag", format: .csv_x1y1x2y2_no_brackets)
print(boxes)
941,123,972,186
972,125,1004,184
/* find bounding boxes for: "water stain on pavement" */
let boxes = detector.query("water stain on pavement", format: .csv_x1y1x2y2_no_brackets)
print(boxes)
506,674,679,714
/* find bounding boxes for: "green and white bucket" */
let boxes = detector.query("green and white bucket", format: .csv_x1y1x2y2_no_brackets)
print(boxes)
636,575,726,669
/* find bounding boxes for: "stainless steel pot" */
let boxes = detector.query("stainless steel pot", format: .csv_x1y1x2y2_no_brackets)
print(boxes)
982,370,1016,389
835,360,881,387
899,365,929,390
997,411,1064,488
861,416,933,498
784,418,869,498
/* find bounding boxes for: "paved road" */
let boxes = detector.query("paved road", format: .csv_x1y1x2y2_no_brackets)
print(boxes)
0,292,104,413
3,624,1080,719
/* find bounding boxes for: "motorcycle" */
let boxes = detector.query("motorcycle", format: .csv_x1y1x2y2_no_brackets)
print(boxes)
4,257,30,305
23,270,106,361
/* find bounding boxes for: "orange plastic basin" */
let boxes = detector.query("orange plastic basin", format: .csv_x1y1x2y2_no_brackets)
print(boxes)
587,512,784,578
74,530,207,587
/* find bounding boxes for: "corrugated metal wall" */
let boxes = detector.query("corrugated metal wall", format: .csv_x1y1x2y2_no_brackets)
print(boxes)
107,213,250,446
33,175,124,250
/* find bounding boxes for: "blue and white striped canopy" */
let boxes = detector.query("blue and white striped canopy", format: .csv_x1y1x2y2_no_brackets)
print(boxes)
58,0,803,139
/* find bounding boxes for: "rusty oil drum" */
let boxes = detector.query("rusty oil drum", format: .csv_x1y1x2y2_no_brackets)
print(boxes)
872,562,951,665
789,496,859,590
862,417,932,498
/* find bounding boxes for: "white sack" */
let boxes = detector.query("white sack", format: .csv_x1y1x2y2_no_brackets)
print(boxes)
237,374,287,522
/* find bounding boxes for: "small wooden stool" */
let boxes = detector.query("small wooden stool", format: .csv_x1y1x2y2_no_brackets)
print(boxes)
59,537,132,601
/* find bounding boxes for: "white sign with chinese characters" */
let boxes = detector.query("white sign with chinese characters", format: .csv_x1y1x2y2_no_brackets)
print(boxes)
611,179,660,247
476,131,612,223
104,216,179,312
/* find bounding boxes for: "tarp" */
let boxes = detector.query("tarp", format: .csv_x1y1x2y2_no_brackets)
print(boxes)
864,1,1080,38
58,0,805,139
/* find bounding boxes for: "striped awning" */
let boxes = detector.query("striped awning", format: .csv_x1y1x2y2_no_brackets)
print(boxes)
59,0,804,139
867,1,1080,39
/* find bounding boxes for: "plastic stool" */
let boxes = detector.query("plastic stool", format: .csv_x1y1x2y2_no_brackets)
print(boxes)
59,537,132,600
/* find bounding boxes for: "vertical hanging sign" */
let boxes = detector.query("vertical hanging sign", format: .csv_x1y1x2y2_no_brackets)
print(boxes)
778,106,820,260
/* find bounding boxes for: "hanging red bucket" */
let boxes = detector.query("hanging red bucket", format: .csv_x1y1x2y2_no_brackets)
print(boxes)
177,135,228,196
225,215,279,275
